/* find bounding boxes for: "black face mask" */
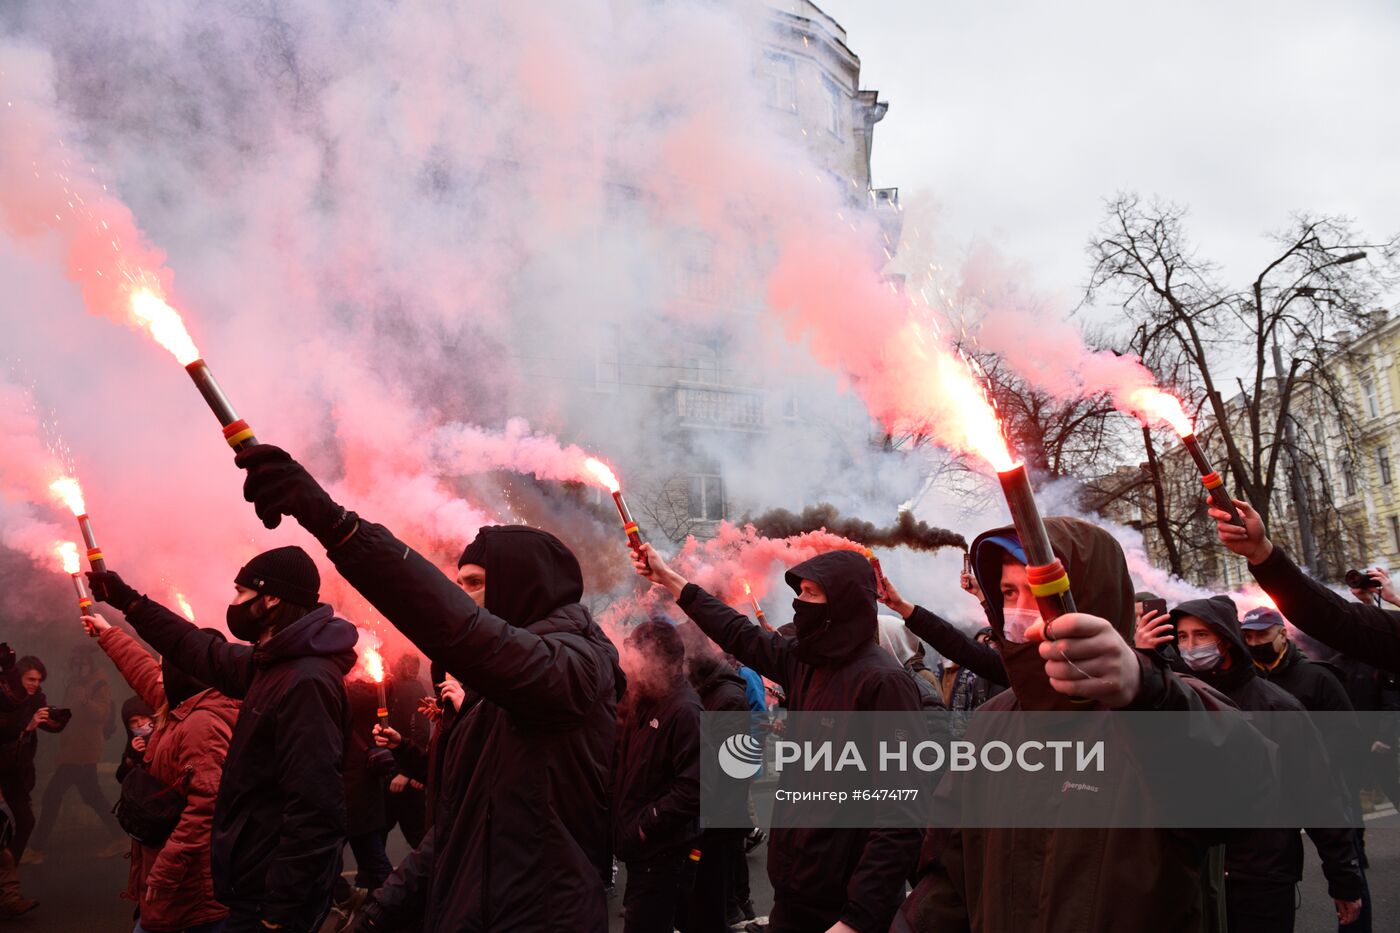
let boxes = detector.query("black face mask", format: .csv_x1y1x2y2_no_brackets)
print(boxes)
791,599,840,666
1249,641,1282,665
226,598,268,643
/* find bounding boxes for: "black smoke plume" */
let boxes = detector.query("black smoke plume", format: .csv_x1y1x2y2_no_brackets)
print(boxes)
745,504,966,552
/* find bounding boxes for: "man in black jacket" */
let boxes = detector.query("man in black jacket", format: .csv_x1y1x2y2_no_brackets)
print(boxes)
614,620,702,933
1172,596,1364,931
234,444,625,933
633,543,921,933
89,545,357,933
684,649,754,931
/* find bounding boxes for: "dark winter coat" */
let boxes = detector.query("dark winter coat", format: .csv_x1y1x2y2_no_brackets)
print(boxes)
329,522,624,933
1251,546,1400,672
99,626,240,932
124,598,356,931
0,674,45,793
1170,596,1363,901
1257,639,1365,819
344,679,389,837
902,518,1275,933
612,679,702,862
688,656,754,827
676,549,922,933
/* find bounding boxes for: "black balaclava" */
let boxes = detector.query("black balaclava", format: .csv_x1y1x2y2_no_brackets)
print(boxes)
228,546,320,642
163,628,224,707
784,550,878,667
457,525,584,627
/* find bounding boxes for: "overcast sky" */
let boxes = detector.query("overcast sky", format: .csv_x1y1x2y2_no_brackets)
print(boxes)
817,0,1400,314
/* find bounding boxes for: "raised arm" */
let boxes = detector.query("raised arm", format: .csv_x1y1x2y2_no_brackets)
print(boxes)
632,544,796,686
328,520,608,727
879,574,1007,685
95,625,166,713
89,571,256,700
1213,500,1400,672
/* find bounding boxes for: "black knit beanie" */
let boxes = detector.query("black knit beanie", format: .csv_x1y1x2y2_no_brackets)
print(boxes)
234,546,320,607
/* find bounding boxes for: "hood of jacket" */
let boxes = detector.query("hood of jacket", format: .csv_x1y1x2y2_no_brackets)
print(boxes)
686,651,747,700
254,604,358,674
877,614,922,666
1170,595,1252,688
459,525,585,628
971,516,1135,710
783,549,878,666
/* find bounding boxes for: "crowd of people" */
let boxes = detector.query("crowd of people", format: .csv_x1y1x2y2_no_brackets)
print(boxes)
2,442,1400,932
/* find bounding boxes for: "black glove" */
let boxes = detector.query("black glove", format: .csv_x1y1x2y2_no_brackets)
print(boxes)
350,897,389,933
87,570,142,614
234,445,358,548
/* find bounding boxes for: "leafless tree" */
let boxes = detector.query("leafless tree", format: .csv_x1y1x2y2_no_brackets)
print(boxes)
1087,194,1399,572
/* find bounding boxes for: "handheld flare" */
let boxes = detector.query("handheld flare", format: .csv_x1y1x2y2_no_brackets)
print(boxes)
742,582,773,632
76,513,106,574
377,681,390,729
1180,433,1244,527
185,359,259,452
996,463,1077,623
864,548,890,601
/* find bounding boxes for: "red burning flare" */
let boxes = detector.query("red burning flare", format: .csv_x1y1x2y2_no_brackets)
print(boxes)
49,476,86,516
55,541,80,576
582,457,621,493
128,280,201,366
362,644,386,685
1126,387,1194,437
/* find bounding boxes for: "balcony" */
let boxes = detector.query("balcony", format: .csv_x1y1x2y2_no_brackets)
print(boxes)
672,383,766,432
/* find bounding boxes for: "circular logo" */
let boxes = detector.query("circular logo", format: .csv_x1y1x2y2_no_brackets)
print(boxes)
718,732,764,780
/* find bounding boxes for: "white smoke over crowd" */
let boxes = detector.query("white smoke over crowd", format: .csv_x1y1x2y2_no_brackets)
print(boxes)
0,0,1254,665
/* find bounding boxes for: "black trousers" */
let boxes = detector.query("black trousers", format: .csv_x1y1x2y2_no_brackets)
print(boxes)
0,775,34,859
624,853,697,933
387,786,427,849
1225,879,1296,933
30,763,120,850
347,829,393,892
679,829,744,933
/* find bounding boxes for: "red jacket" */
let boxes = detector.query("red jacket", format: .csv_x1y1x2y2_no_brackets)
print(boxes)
99,627,240,932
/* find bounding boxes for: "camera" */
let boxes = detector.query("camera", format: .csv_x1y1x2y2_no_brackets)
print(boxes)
0,643,14,673
40,707,72,733
1345,569,1382,591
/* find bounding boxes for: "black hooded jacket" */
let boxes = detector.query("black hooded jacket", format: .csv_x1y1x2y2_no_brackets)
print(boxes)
124,598,357,931
329,522,624,933
1170,596,1363,900
612,676,702,863
676,549,922,933
687,655,753,827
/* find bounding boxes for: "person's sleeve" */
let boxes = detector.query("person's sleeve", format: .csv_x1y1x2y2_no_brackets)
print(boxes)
639,703,701,843
904,606,1007,686
124,597,256,700
839,670,924,932
261,676,347,929
890,833,971,933
97,627,167,712
1251,547,1400,671
328,520,605,728
1305,825,1364,901
373,825,437,919
142,708,232,927
676,584,795,687
391,740,430,783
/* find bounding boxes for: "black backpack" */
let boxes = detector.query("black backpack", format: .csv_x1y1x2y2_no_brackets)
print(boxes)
114,764,190,847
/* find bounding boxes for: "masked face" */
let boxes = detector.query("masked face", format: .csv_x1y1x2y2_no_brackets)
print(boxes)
1180,643,1223,672
790,598,835,664
226,587,273,642
129,719,154,738
1001,607,1043,644
1244,625,1286,665
456,563,486,607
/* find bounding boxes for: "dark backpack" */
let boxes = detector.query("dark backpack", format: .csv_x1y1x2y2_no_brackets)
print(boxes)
114,763,189,847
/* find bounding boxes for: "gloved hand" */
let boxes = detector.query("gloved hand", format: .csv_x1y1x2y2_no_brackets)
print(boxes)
350,897,389,932
234,445,358,548
87,570,143,614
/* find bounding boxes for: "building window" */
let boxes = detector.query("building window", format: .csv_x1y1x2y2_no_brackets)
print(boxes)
763,51,796,112
1343,455,1357,497
1391,516,1400,553
822,74,845,137
782,391,799,420
1364,377,1380,419
687,474,725,521
1380,446,1392,486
